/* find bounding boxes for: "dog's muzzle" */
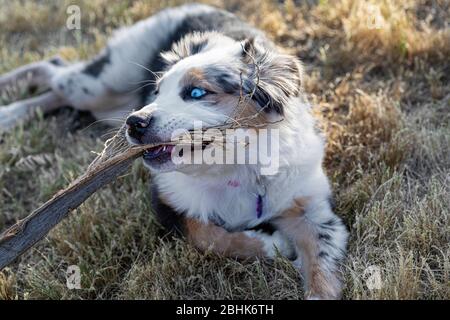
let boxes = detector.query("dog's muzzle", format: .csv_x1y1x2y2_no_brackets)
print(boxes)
126,112,152,142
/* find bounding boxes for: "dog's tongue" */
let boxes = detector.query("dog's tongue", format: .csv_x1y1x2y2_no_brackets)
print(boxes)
161,145,174,154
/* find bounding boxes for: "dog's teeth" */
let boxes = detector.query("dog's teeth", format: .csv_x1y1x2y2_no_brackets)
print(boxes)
162,146,167,152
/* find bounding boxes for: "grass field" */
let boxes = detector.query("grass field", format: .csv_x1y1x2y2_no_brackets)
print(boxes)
0,0,449,299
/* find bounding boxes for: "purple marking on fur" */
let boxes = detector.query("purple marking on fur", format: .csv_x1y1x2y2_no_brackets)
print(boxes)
257,195,263,218
227,180,240,187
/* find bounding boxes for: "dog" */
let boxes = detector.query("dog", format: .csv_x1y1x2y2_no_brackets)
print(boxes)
0,4,348,299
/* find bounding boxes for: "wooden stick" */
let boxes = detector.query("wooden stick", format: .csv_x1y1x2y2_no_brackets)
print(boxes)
0,129,230,270
0,145,146,270
0,94,270,270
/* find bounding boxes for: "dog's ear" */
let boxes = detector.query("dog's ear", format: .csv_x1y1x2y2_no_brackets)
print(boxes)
241,38,302,115
161,32,211,68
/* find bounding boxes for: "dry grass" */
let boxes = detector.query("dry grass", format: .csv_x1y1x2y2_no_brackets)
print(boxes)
0,0,449,299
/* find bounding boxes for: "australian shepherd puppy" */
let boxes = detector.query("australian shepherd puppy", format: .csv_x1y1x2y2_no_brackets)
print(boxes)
0,4,348,299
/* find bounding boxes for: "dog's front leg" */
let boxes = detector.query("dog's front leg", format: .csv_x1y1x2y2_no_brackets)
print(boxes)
273,198,348,299
183,217,294,260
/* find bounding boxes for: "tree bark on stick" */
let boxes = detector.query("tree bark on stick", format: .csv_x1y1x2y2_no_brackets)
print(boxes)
0,147,145,270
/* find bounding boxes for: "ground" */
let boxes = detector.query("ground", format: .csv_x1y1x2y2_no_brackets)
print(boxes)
0,0,449,299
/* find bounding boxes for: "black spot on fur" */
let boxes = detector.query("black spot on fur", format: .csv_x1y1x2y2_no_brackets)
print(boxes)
82,87,91,95
243,81,283,114
191,40,209,56
204,66,241,94
247,222,276,235
83,48,111,77
247,221,298,260
216,73,240,94
319,233,331,241
48,57,66,66
322,218,339,229
318,251,329,258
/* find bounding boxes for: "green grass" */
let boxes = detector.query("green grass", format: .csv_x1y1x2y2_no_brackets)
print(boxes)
0,0,449,299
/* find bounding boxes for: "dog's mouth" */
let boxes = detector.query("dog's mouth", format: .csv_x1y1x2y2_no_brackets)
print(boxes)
142,141,213,164
143,144,175,160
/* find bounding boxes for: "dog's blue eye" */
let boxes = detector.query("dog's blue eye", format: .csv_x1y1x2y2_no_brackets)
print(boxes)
190,87,207,99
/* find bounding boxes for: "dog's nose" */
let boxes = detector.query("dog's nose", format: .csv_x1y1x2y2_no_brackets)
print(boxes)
126,113,152,141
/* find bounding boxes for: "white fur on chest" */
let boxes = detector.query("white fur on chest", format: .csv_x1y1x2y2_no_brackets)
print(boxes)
153,164,329,231
154,169,265,230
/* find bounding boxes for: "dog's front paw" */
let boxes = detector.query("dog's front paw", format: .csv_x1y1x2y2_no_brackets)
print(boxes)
244,230,296,260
